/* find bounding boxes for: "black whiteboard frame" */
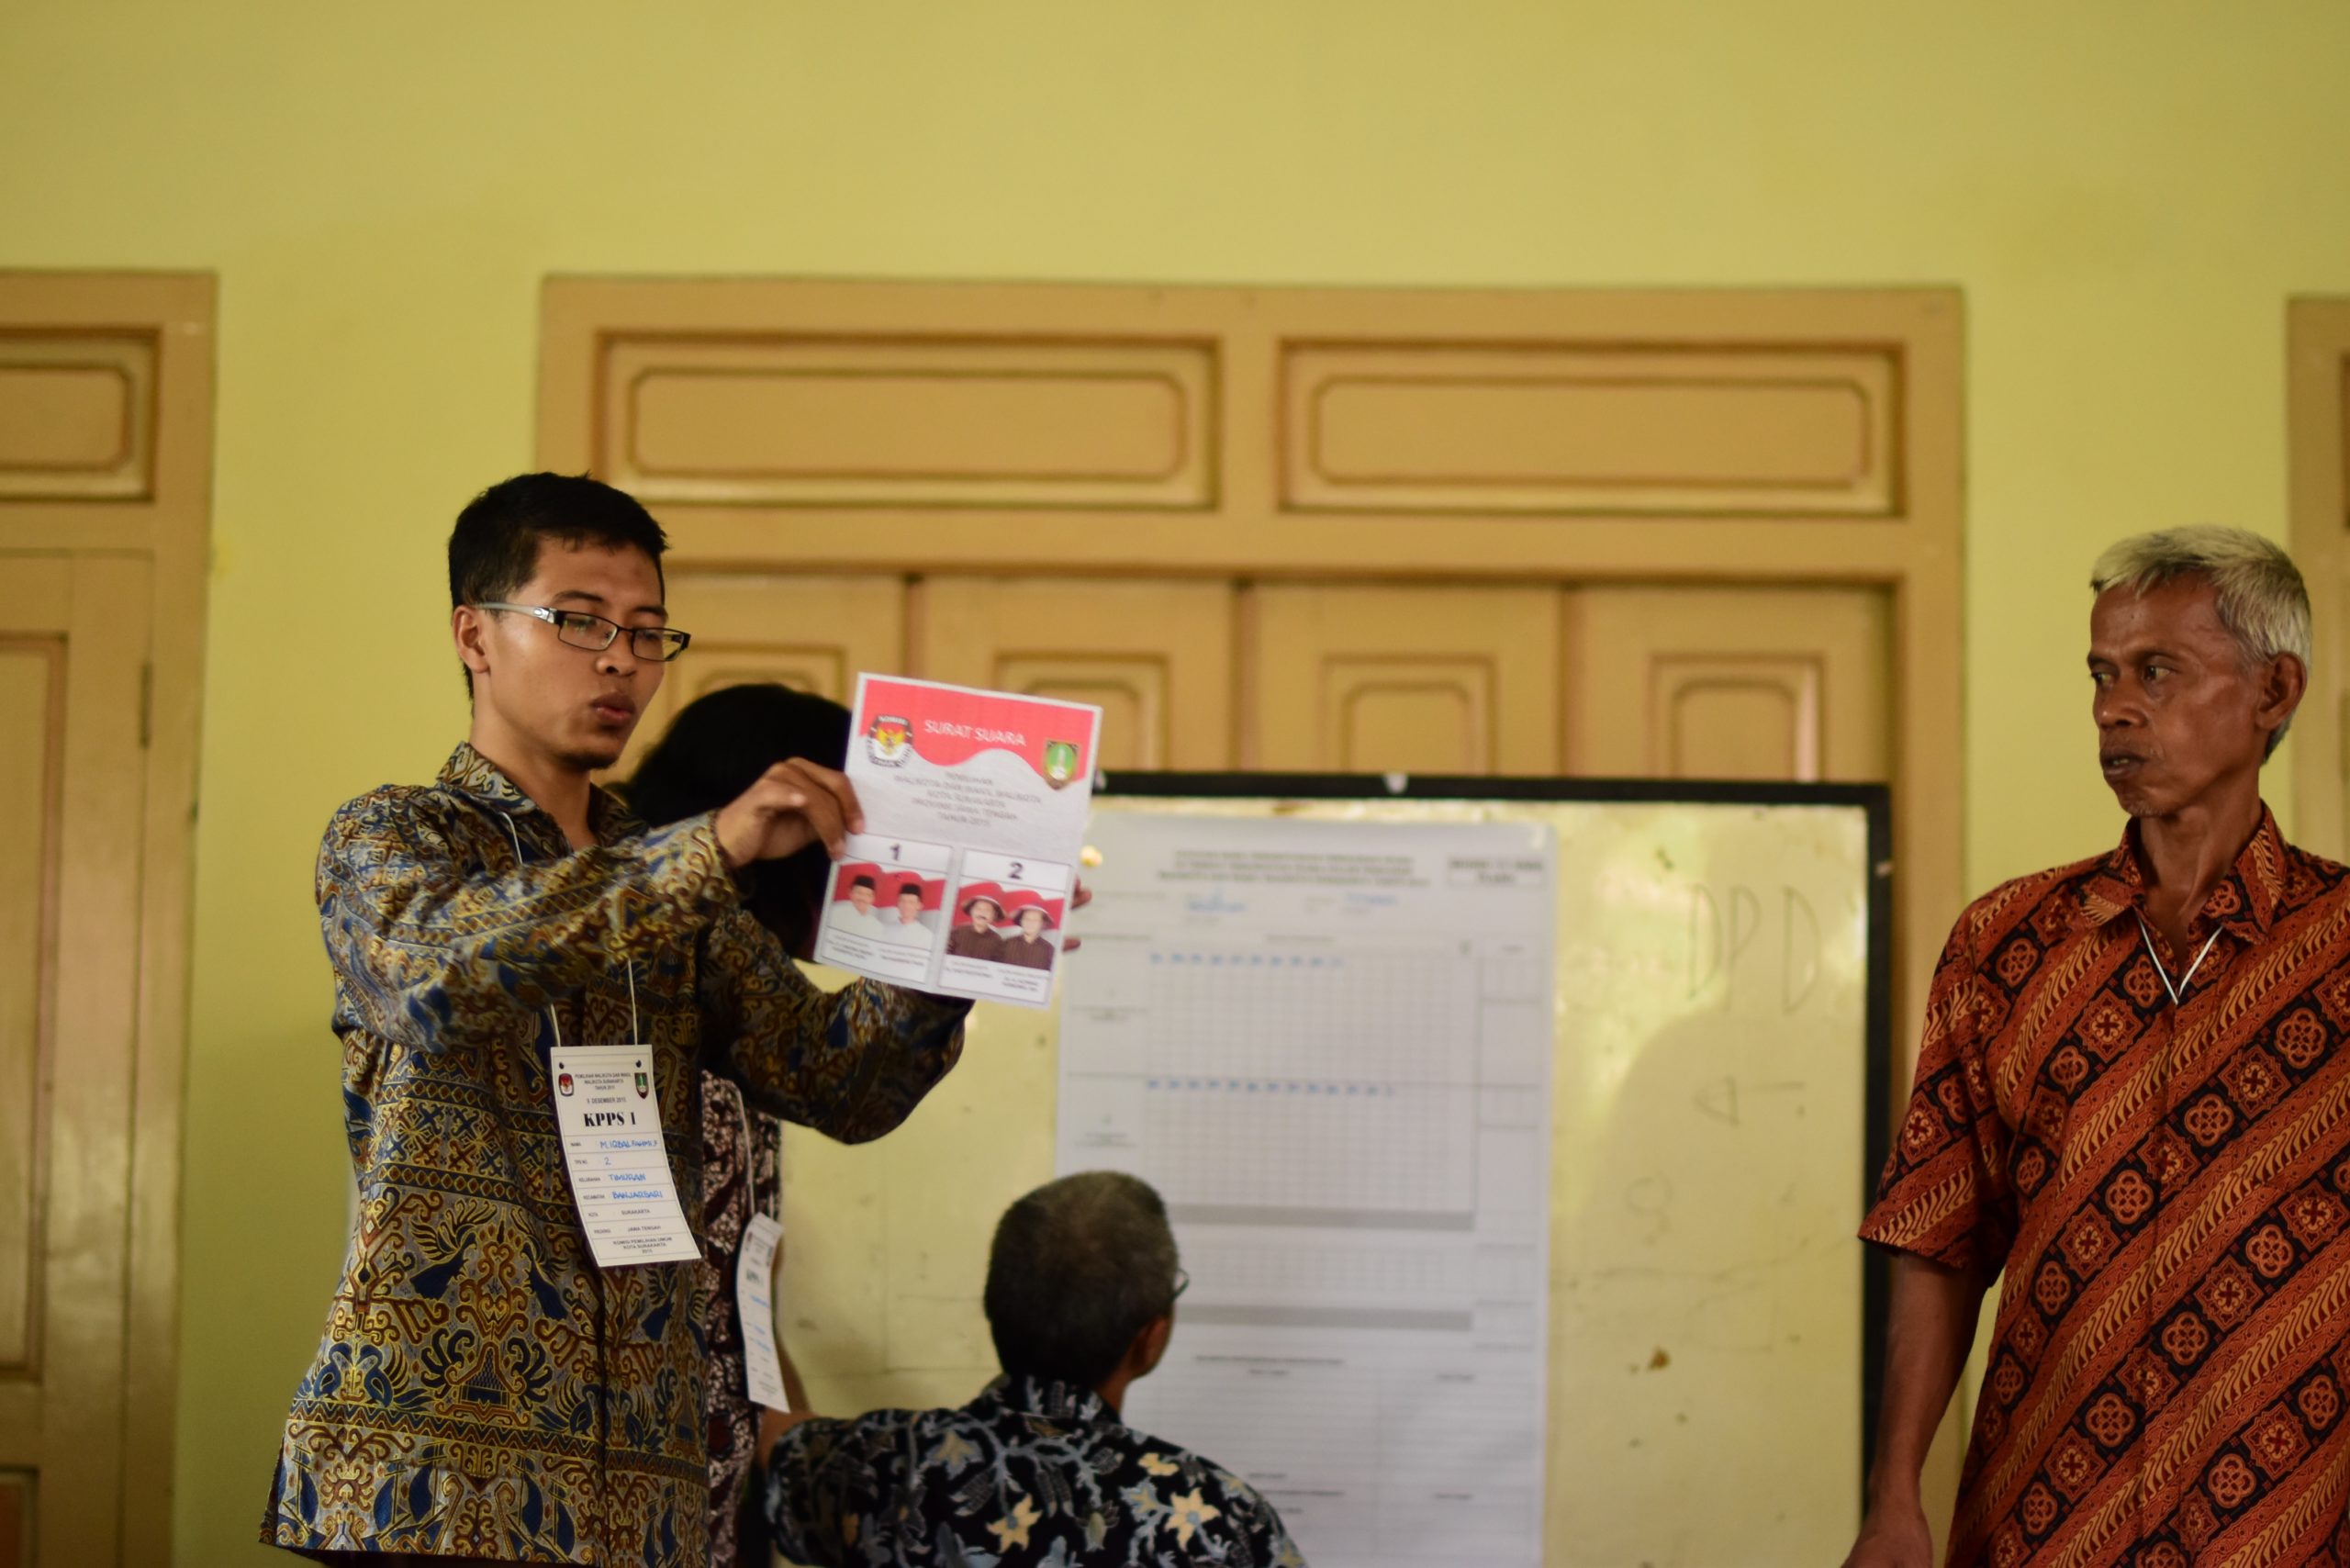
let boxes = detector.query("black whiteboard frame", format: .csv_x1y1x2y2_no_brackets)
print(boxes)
1096,769,1896,1504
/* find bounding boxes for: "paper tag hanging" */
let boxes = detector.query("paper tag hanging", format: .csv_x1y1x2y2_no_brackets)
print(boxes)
551,1044,701,1268
737,1212,791,1409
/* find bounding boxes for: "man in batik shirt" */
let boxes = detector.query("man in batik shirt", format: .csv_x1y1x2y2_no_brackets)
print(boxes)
263,475,971,1567
1846,526,2350,1567
762,1171,1304,1566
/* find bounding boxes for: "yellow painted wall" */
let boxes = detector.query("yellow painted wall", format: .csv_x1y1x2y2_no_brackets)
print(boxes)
4,1,2349,1558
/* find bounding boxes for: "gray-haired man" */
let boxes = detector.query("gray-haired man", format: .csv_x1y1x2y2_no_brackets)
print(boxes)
1844,526,2350,1566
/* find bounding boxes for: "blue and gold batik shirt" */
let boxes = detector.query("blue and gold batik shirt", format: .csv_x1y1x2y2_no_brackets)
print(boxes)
263,745,968,1565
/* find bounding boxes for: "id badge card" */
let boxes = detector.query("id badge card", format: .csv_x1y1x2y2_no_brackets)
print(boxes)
737,1212,791,1409
551,1044,702,1268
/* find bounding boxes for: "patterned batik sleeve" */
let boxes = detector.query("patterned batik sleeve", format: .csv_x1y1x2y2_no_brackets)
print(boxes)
1857,906,2019,1272
1218,1478,1310,1567
762,1416,888,1568
316,789,738,1050
698,905,968,1142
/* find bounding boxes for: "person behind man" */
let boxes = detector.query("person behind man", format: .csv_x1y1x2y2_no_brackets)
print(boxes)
882,881,931,945
626,681,851,962
762,1171,1304,1567
263,476,971,1567
626,681,859,1568
1843,526,2350,1566
999,903,1057,970
946,893,1006,961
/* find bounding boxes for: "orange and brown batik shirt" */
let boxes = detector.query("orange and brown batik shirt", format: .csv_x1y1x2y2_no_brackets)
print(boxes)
1863,807,2350,1568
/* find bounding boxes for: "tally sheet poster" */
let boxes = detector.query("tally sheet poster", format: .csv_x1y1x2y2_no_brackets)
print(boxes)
1056,813,1558,1568
815,676,1102,1008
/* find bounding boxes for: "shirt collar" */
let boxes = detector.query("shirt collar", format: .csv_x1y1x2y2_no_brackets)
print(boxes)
976,1372,1116,1427
439,743,535,811
436,743,641,841
2078,804,2289,941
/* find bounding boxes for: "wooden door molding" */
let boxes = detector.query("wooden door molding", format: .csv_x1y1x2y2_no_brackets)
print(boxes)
2289,299,2350,861
0,272,214,1567
541,274,1962,1070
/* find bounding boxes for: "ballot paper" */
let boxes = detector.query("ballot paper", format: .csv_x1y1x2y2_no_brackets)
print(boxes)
550,1044,701,1268
814,676,1102,1009
1057,812,1558,1568
736,1213,790,1410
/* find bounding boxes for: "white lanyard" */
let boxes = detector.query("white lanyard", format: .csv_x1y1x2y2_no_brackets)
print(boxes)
502,812,639,1044
2133,912,2221,1008
505,811,697,1266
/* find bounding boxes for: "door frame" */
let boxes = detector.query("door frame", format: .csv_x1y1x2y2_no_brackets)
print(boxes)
0,272,214,1565
2289,298,2350,861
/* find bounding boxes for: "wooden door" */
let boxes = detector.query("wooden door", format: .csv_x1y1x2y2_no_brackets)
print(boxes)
0,557,152,1568
1249,584,1563,773
915,578,1236,769
2289,299,2350,860
1565,586,1891,780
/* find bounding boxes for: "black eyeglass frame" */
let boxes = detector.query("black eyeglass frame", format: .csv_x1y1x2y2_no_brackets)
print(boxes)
475,601,693,663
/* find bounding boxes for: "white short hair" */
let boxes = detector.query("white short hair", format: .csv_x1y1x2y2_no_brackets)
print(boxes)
2088,525,2311,754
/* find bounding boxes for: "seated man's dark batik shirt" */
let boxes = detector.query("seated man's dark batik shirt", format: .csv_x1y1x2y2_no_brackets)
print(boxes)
1864,808,2350,1567
764,1373,1305,1567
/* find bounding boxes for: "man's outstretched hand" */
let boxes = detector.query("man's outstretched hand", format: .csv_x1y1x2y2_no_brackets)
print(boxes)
715,760,863,868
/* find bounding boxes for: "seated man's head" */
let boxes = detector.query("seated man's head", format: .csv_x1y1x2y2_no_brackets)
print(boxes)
897,884,926,924
964,895,1004,932
983,1172,1184,1404
2088,527,2310,820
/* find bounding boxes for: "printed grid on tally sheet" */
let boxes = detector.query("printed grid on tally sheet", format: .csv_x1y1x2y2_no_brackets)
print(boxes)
1139,949,1479,1216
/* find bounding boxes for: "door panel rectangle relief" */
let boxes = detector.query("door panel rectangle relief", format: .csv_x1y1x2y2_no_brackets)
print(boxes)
1565,587,1889,782
1281,342,1897,518
915,579,1236,771
0,333,157,501
0,554,153,1558
599,336,1217,510
618,572,907,777
0,636,62,1381
1251,585,1562,775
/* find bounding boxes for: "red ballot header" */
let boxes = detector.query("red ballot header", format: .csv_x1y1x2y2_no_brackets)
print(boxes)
856,677,1093,784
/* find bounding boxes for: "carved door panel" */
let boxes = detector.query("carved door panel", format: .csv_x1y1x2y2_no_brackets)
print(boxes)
1248,585,1563,774
913,578,1236,770
617,570,908,774
1565,586,1891,781
0,556,151,1568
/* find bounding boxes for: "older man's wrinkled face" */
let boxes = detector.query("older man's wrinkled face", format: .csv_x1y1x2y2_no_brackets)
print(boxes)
2090,577,2277,819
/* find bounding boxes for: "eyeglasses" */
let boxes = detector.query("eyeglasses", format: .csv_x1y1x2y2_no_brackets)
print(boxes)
476,603,692,663
1171,1268,1190,1303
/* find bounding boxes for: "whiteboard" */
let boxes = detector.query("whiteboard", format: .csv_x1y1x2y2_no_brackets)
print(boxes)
1057,811,1561,1566
776,778,1889,1568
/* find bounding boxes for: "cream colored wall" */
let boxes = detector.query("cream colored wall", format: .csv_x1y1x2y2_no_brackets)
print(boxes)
4,1,2349,1559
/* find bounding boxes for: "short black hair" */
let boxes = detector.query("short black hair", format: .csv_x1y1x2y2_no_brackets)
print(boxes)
448,473,669,693
622,683,852,958
850,875,876,892
984,1172,1181,1387
897,883,924,901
